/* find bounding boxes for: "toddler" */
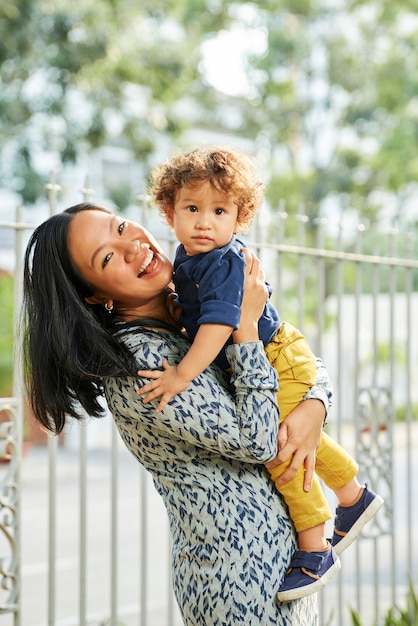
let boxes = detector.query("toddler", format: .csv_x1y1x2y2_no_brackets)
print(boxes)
141,146,384,601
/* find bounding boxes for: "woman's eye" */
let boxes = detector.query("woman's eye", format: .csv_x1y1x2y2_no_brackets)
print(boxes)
215,208,224,215
118,221,126,234
102,253,112,269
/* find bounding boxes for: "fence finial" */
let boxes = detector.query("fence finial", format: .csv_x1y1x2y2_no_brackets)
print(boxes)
80,174,95,201
45,172,62,215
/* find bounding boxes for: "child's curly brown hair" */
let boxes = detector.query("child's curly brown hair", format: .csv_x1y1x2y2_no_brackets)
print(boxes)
149,146,264,233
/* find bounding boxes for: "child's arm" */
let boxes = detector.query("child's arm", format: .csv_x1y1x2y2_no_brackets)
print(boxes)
138,323,233,412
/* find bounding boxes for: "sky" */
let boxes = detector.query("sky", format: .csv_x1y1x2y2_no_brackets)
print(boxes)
200,25,266,96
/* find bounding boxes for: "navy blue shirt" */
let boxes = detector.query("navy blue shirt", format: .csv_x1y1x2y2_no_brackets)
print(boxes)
173,236,281,369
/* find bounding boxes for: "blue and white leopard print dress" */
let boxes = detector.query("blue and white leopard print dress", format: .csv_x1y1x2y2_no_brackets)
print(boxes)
105,328,330,625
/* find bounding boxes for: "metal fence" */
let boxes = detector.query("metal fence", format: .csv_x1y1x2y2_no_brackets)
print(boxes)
0,183,417,626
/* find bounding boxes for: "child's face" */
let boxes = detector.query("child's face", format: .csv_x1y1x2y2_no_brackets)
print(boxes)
167,180,239,256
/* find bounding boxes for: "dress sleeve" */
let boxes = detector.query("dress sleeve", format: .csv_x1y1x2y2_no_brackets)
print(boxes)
106,335,280,464
302,356,333,416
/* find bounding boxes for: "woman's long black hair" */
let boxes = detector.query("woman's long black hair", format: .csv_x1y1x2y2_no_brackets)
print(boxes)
22,203,143,434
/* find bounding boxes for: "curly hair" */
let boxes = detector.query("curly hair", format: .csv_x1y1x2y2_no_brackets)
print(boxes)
150,146,264,233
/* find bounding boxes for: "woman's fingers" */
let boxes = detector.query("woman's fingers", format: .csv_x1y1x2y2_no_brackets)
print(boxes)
241,248,265,281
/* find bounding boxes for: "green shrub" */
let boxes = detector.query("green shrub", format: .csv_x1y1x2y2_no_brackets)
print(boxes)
350,582,418,625
0,272,13,396
395,404,418,422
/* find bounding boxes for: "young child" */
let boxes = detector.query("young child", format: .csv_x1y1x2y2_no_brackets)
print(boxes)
141,145,384,601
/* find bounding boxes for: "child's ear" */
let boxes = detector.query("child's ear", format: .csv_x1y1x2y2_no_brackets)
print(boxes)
165,206,175,228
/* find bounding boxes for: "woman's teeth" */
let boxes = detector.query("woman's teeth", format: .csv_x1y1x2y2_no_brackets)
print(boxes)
137,248,154,277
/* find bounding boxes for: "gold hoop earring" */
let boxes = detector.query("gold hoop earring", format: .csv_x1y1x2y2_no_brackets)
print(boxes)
104,302,114,315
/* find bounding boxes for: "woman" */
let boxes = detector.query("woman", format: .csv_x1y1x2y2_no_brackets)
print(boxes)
23,202,331,625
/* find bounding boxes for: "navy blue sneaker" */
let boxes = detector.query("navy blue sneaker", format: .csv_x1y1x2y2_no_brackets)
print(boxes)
277,542,341,602
332,484,384,555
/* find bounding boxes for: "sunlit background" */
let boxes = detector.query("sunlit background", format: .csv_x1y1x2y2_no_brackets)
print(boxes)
0,2,417,625
1,0,417,243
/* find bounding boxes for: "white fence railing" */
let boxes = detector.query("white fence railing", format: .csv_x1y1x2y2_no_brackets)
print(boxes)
0,183,417,626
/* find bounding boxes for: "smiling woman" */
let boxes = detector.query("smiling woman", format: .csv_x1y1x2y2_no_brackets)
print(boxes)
22,202,175,433
22,200,330,625
66,208,173,321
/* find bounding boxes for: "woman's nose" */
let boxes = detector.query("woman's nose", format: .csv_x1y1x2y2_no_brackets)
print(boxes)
124,240,140,262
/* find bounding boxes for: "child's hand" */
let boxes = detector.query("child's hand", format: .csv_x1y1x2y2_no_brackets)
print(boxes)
137,360,190,412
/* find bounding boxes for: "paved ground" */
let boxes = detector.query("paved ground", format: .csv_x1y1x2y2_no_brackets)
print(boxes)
0,420,416,626
3,434,183,626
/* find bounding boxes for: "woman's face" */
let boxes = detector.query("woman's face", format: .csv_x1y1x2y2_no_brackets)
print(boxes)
67,209,174,318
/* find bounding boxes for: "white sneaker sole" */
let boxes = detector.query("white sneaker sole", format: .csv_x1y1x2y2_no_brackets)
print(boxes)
277,556,341,602
333,494,384,556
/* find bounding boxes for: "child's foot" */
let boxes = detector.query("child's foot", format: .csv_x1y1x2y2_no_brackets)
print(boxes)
332,484,384,555
277,542,340,602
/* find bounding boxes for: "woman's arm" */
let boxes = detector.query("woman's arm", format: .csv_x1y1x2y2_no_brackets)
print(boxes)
108,333,280,463
138,322,233,411
108,249,280,463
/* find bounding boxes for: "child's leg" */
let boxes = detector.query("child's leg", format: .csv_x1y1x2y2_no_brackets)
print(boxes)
334,479,362,503
314,430,359,491
315,431,384,554
265,321,330,545
267,460,332,543
298,525,328,552
270,459,340,603
266,324,341,601
265,322,317,420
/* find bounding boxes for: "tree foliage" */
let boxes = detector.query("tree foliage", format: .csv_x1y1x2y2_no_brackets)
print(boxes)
0,0,226,201
234,0,418,225
0,0,417,228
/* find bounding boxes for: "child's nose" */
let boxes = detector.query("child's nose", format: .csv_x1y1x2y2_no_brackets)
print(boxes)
196,215,210,229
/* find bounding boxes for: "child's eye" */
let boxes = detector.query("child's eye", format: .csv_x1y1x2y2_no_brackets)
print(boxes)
118,221,126,234
215,208,224,215
187,205,198,213
102,253,112,269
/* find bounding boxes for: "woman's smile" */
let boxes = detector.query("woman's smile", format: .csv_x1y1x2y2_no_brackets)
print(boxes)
137,244,154,276
67,209,174,316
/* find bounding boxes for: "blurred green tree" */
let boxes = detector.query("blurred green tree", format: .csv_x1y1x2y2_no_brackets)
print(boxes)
0,272,13,395
0,0,230,202
239,0,418,227
0,0,416,232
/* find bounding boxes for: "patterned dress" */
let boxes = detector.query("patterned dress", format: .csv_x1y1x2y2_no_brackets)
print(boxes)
104,328,331,625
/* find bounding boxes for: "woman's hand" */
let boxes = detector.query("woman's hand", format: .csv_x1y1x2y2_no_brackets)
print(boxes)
232,249,268,344
265,399,325,491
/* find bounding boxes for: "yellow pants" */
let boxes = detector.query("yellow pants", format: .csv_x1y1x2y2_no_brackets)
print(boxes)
265,322,358,533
